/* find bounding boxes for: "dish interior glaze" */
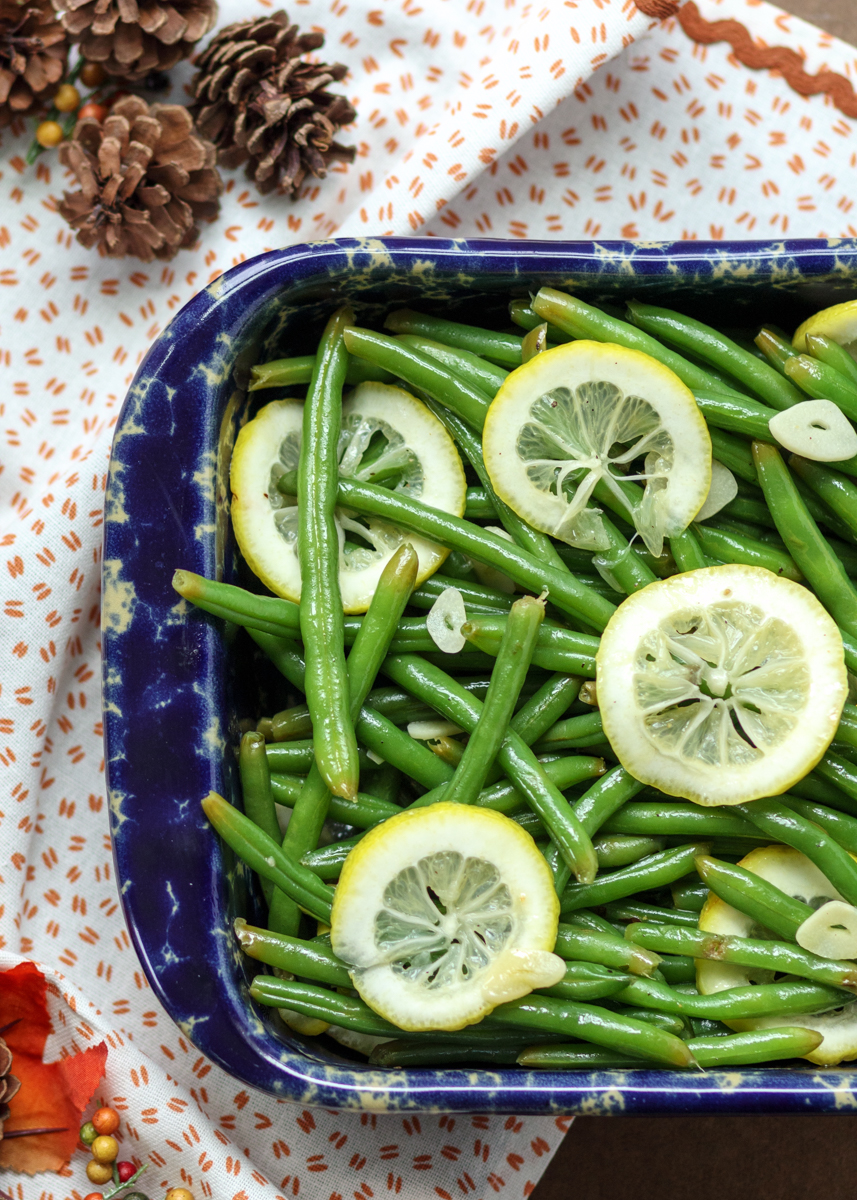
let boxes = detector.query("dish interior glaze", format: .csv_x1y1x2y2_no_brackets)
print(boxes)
104,236,857,1112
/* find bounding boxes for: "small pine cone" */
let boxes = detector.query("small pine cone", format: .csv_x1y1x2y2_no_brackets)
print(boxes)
190,9,356,197
52,0,217,81
58,95,222,261
0,1035,22,1131
0,0,68,126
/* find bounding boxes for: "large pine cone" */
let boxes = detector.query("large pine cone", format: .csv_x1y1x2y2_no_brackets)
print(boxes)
190,10,356,197
52,0,217,80
58,95,222,261
0,0,68,125
0,1035,21,1130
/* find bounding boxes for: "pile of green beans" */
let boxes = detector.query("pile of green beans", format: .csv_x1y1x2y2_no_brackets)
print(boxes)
184,287,857,1076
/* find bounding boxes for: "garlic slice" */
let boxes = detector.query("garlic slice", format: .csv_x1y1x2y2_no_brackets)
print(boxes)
796,899,857,960
769,400,857,462
426,586,467,653
695,460,739,521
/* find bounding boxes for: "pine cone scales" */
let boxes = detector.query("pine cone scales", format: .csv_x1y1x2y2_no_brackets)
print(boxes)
191,10,356,197
0,1035,21,1130
52,0,217,79
0,0,68,125
58,95,222,260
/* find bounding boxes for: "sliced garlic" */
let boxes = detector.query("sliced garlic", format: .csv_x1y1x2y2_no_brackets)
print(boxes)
769,400,857,462
407,719,464,740
695,460,739,521
425,586,467,653
796,899,857,960
470,528,517,594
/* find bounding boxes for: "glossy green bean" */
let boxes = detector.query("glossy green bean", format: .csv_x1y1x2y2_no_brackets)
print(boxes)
573,767,646,838
511,673,583,746
669,879,709,911
628,302,804,410
239,731,280,904
778,795,857,855
395,333,509,394
271,775,399,828
235,920,352,987
560,843,709,913
710,428,757,483
600,802,756,840
656,955,698,985
626,922,857,992
249,354,393,390
537,961,636,1002
202,792,334,922
692,522,801,580
248,630,306,690
488,995,694,1067
754,328,795,375
385,308,525,366
298,305,357,801
553,923,660,976
356,705,455,789
464,485,500,520
343,325,491,429
695,854,813,941
615,976,846,1019
593,835,665,870
369,1042,526,1068
670,528,709,573
410,572,511,614
382,653,598,881
693,388,774,441
518,1027,823,1069
604,901,700,929
509,298,575,343
789,457,857,541
784,354,857,421
462,621,598,675
534,710,604,751
792,767,857,815
250,975,403,1036
806,333,857,388
753,441,857,637
734,797,857,906
608,1008,690,1038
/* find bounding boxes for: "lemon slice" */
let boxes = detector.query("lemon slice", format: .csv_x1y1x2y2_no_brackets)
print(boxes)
793,299,857,359
230,382,466,613
698,846,857,1065
329,803,565,1031
596,565,847,806
482,340,711,557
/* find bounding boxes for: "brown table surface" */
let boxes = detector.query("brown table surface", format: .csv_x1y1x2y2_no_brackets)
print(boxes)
533,3,856,1196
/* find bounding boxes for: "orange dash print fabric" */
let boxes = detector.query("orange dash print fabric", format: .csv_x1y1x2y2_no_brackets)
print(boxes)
2,0,857,1197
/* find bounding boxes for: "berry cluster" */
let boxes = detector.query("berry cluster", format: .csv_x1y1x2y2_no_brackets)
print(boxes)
79,1104,194,1200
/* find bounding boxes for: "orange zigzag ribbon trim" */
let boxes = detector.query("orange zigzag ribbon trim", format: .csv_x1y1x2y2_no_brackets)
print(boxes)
633,0,857,121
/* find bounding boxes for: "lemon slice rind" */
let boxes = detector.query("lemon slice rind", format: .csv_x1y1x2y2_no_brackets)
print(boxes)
482,340,712,557
230,383,466,613
697,845,857,1066
596,565,847,807
793,299,857,359
330,803,564,1032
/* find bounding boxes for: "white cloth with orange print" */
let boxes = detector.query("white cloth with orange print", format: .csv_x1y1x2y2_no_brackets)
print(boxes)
2,1,857,1198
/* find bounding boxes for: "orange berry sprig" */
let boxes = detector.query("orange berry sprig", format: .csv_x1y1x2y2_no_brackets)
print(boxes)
78,1103,194,1200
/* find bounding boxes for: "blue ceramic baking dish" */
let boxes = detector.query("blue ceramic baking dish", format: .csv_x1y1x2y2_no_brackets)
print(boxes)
103,236,857,1113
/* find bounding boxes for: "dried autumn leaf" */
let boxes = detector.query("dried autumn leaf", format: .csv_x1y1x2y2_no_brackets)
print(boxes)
0,962,107,1175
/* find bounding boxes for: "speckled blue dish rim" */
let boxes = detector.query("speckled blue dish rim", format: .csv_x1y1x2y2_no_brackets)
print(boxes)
104,236,857,1113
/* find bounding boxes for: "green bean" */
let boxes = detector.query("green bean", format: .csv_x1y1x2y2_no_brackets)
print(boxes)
364,762,404,806
511,673,583,746
538,962,636,1002
249,629,306,691
394,333,509,395
627,922,857,992
777,795,857,855
385,308,525,366
543,839,572,896
607,1008,690,1038
695,854,813,941
534,711,604,751
806,333,857,389
271,775,399,828
462,616,598,676
657,955,698,985
509,298,574,344
592,515,659,594
604,901,701,929
235,919,353,987
521,322,548,362
593,835,665,870
464,486,500,521
566,909,623,937
688,1018,732,1038
356,705,455,789
600,801,756,840
518,1027,823,1069
628,301,804,411
248,354,393,390
754,328,795,375
615,975,846,1019
670,528,709,573
717,495,776,530
343,326,491,430
488,995,694,1067
734,797,857,906
692,522,802,580
692,388,774,441
789,457,857,542
753,441,857,637
173,569,301,637
784,354,857,421
250,975,402,1036
382,653,598,881
710,428,757,483
297,305,357,801
554,923,660,976
561,843,709,913
369,1042,526,1068
835,705,857,755
670,879,708,911
202,792,334,922
573,767,646,838
792,767,857,815
321,476,617,631
238,732,280,903
444,596,544,805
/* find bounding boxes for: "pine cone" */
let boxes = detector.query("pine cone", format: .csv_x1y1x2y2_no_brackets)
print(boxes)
58,95,222,261
0,1035,21,1131
52,0,217,80
190,10,356,197
0,0,68,126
